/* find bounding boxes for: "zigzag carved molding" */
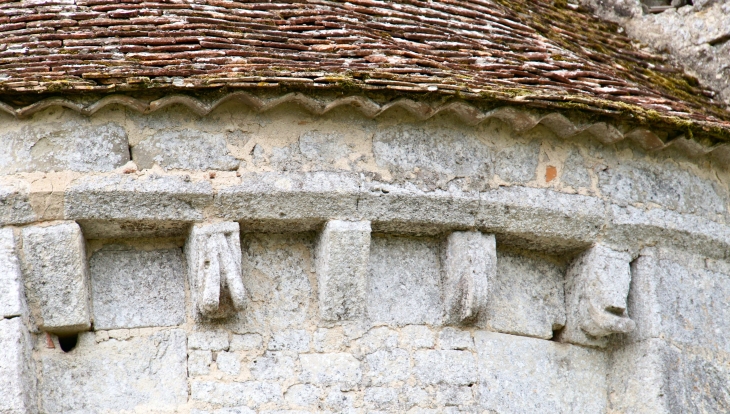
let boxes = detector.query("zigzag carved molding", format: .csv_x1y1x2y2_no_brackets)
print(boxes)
1,92,727,162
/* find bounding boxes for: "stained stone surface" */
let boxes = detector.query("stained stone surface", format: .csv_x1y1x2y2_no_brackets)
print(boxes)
486,249,566,339
0,318,36,414
133,129,240,170
90,245,186,329
367,236,443,326
0,227,25,318
0,122,129,174
475,331,608,413
21,222,91,333
39,329,187,413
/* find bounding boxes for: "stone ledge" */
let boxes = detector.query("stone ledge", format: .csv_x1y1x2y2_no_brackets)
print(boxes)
2,173,729,258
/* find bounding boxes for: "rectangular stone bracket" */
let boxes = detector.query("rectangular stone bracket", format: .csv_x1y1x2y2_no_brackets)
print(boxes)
0,227,26,319
21,221,91,334
185,221,245,319
442,231,496,325
560,243,635,347
315,220,371,321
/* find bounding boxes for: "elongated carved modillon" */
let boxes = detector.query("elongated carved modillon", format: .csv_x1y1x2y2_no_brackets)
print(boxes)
442,231,496,325
560,244,636,347
185,222,246,319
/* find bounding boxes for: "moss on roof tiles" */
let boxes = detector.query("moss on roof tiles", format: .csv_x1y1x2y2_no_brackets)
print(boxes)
0,0,729,141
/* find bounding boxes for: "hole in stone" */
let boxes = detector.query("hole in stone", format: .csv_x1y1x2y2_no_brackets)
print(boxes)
58,333,78,353
551,325,565,341
605,306,625,316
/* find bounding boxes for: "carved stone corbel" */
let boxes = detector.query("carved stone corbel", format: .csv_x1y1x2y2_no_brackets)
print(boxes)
185,222,246,319
560,244,636,347
442,231,495,325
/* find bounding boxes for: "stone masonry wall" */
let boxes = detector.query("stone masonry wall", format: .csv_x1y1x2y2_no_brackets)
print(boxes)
1,101,730,413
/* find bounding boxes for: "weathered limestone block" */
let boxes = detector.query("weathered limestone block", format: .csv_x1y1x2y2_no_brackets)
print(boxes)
441,231,495,325
608,338,730,414
494,140,540,183
189,330,230,351
89,245,186,329
284,383,319,407
476,331,607,413
0,181,35,225
0,318,36,414
21,221,91,333
598,160,728,218
185,222,246,319
0,227,26,318
189,350,213,376
268,329,310,352
316,220,371,321
191,380,281,408
560,244,635,347
0,122,130,174
486,250,565,339
230,333,263,351
628,248,730,354
478,187,606,251
413,350,478,385
299,130,351,164
249,352,297,381
39,329,187,413
364,386,400,410
217,351,241,376
367,236,443,325
364,348,410,385
607,204,730,258
358,180,479,234
239,233,314,332
65,174,213,221
372,126,493,190
561,149,593,190
399,325,435,349
215,172,359,229
300,353,362,389
132,129,240,171
438,327,473,351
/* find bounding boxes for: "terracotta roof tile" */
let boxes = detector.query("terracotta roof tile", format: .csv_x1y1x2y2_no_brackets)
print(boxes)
0,0,729,139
